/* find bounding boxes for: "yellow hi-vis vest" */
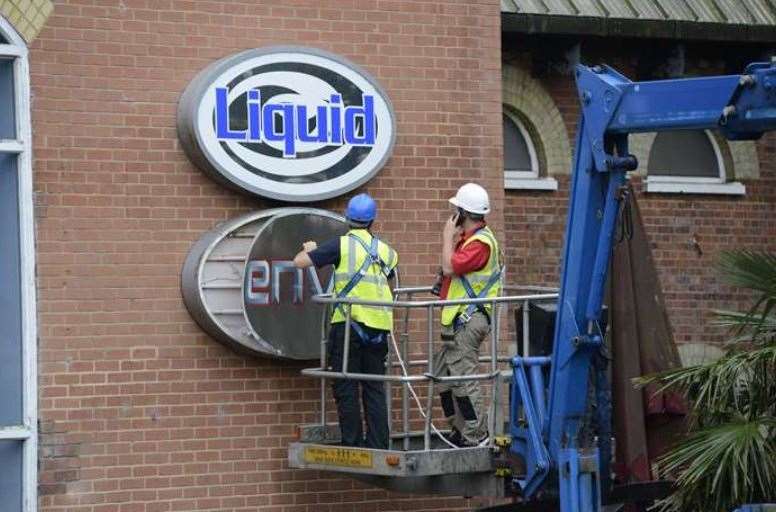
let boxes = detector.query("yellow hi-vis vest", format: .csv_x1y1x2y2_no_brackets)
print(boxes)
441,226,501,327
331,229,398,331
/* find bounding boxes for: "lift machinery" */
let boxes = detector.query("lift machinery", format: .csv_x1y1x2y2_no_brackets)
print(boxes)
510,59,776,512
289,60,776,512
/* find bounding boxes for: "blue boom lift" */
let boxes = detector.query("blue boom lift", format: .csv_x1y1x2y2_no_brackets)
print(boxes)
289,60,776,512
509,60,776,511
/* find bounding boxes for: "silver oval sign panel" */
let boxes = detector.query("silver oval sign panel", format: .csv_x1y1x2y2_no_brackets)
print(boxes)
182,209,347,359
178,46,396,202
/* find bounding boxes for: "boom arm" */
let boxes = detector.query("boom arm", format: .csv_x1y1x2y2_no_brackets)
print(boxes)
511,60,776,512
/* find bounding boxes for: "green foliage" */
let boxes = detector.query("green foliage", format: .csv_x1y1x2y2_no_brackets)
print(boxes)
636,250,776,512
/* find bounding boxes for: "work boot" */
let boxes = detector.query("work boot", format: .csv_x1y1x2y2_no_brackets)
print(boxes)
458,432,489,448
442,427,464,447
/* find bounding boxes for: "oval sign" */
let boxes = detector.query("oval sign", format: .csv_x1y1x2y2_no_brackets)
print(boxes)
178,46,396,202
243,211,347,359
181,208,347,359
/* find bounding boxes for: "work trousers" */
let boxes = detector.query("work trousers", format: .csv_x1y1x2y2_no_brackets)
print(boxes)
327,322,389,449
434,311,490,444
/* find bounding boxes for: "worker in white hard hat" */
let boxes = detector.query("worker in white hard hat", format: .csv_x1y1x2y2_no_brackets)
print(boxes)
433,183,501,447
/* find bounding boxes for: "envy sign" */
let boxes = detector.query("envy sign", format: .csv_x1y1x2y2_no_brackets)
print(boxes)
181,208,347,360
244,260,328,305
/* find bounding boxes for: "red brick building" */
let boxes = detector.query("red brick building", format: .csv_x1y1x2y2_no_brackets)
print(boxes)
0,1,773,511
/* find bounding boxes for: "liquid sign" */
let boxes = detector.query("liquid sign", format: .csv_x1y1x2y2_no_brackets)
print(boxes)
178,46,395,202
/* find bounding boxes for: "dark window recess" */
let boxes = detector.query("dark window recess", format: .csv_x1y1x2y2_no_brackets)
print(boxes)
0,58,15,140
0,153,22,427
503,113,533,173
648,131,721,179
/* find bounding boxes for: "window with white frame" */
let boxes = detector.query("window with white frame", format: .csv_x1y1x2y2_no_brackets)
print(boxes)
646,130,744,195
503,111,539,178
0,16,37,512
502,108,557,190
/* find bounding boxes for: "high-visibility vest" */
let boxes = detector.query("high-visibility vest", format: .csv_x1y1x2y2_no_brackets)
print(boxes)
331,229,398,331
441,226,501,326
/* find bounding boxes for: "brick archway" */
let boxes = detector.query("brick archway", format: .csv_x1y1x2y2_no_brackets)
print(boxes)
0,0,52,43
502,64,572,176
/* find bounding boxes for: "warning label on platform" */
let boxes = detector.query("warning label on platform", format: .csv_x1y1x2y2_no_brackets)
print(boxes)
303,446,374,468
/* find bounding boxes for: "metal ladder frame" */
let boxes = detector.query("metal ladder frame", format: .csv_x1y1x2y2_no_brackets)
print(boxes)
300,285,559,452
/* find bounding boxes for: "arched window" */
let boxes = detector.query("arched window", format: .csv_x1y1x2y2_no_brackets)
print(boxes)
0,15,37,512
502,64,568,191
647,130,724,181
503,110,539,178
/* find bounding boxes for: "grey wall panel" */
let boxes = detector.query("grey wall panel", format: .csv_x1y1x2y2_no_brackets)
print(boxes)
0,58,15,140
0,153,22,426
0,441,22,511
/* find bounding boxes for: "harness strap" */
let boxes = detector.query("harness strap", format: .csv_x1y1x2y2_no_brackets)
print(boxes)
334,234,390,344
458,268,502,321
348,234,392,279
457,227,501,323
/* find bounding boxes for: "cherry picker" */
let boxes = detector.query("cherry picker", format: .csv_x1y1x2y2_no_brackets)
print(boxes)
289,60,776,512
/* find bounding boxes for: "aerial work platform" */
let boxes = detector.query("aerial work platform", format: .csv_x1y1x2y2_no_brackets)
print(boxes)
289,441,506,497
287,285,558,498
290,59,776,511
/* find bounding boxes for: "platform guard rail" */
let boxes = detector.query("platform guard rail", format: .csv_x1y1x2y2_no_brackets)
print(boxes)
300,285,559,451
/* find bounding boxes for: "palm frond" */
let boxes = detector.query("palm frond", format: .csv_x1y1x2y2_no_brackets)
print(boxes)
717,251,776,338
712,309,776,333
644,250,776,512
635,344,776,420
655,418,776,512
718,251,776,297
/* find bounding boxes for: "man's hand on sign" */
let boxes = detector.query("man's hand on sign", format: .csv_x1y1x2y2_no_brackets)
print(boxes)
303,241,318,252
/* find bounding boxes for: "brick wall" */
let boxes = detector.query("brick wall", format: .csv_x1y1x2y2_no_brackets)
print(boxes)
503,40,776,345
32,1,502,511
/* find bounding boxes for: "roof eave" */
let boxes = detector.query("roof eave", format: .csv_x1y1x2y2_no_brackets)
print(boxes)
501,13,776,43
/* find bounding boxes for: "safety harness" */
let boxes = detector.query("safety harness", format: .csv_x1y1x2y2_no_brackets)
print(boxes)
334,233,392,345
454,228,502,330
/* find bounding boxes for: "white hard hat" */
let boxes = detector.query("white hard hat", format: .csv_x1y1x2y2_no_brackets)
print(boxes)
449,183,490,215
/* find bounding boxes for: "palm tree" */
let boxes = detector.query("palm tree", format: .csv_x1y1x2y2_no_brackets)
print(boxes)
637,251,776,512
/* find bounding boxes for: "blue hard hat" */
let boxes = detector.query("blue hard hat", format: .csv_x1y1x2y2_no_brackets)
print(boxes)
345,193,377,222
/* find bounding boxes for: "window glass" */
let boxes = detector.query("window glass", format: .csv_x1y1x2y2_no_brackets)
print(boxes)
0,58,15,139
0,32,7,44
0,441,22,510
648,131,721,178
503,113,534,173
0,153,21,426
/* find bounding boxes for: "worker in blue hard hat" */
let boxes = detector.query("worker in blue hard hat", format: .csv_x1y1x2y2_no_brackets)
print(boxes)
294,193,398,449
